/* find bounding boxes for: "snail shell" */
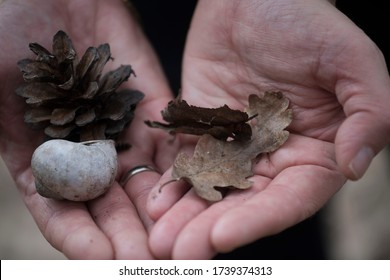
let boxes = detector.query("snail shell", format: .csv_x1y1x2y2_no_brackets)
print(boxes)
31,139,118,201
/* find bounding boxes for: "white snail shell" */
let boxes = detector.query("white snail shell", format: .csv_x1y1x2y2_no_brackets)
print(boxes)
31,139,118,201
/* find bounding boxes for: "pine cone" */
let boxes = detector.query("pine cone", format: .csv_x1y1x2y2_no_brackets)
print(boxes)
16,30,144,142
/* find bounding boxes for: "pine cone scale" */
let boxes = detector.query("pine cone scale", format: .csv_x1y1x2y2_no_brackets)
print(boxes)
80,122,106,141
76,47,99,83
52,31,77,64
16,83,60,107
75,108,96,126
80,81,99,99
45,124,75,138
86,44,111,83
58,75,75,90
25,108,52,126
50,107,79,125
18,59,58,83
99,65,135,95
29,43,56,65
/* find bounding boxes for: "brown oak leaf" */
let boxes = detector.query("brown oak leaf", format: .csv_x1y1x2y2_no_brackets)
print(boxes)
172,91,292,201
145,97,253,141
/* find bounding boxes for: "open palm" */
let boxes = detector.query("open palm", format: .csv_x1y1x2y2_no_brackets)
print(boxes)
148,0,390,259
0,0,175,259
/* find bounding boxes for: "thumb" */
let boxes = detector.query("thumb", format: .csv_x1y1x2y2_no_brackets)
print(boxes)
335,76,390,180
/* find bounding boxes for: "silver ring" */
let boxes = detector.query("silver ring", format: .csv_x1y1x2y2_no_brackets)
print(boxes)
120,165,159,186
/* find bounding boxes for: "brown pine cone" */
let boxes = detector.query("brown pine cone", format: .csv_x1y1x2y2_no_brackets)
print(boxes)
16,30,144,142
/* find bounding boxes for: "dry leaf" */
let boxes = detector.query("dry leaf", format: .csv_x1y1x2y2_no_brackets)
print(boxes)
172,91,292,201
145,97,253,141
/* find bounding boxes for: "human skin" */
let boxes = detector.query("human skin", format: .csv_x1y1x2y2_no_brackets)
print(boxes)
1,0,389,260
147,0,390,259
0,0,176,259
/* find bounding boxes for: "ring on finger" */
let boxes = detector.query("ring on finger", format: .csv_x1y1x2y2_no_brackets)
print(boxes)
120,165,160,186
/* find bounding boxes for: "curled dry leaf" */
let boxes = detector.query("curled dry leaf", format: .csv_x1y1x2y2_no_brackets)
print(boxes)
145,97,253,141
172,91,292,201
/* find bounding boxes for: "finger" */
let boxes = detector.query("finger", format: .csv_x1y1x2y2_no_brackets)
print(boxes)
334,41,390,180
253,134,339,177
170,176,270,260
149,190,209,259
335,98,390,179
18,170,113,259
147,167,191,221
87,182,154,259
120,163,161,231
146,137,198,220
117,113,168,229
210,165,346,253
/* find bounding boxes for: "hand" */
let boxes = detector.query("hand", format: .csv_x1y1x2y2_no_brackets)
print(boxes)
147,0,390,259
0,0,174,259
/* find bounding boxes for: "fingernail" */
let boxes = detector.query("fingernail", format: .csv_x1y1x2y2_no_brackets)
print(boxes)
349,146,375,180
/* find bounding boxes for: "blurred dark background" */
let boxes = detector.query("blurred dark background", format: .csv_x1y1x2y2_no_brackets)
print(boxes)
129,0,389,259
337,1,389,66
